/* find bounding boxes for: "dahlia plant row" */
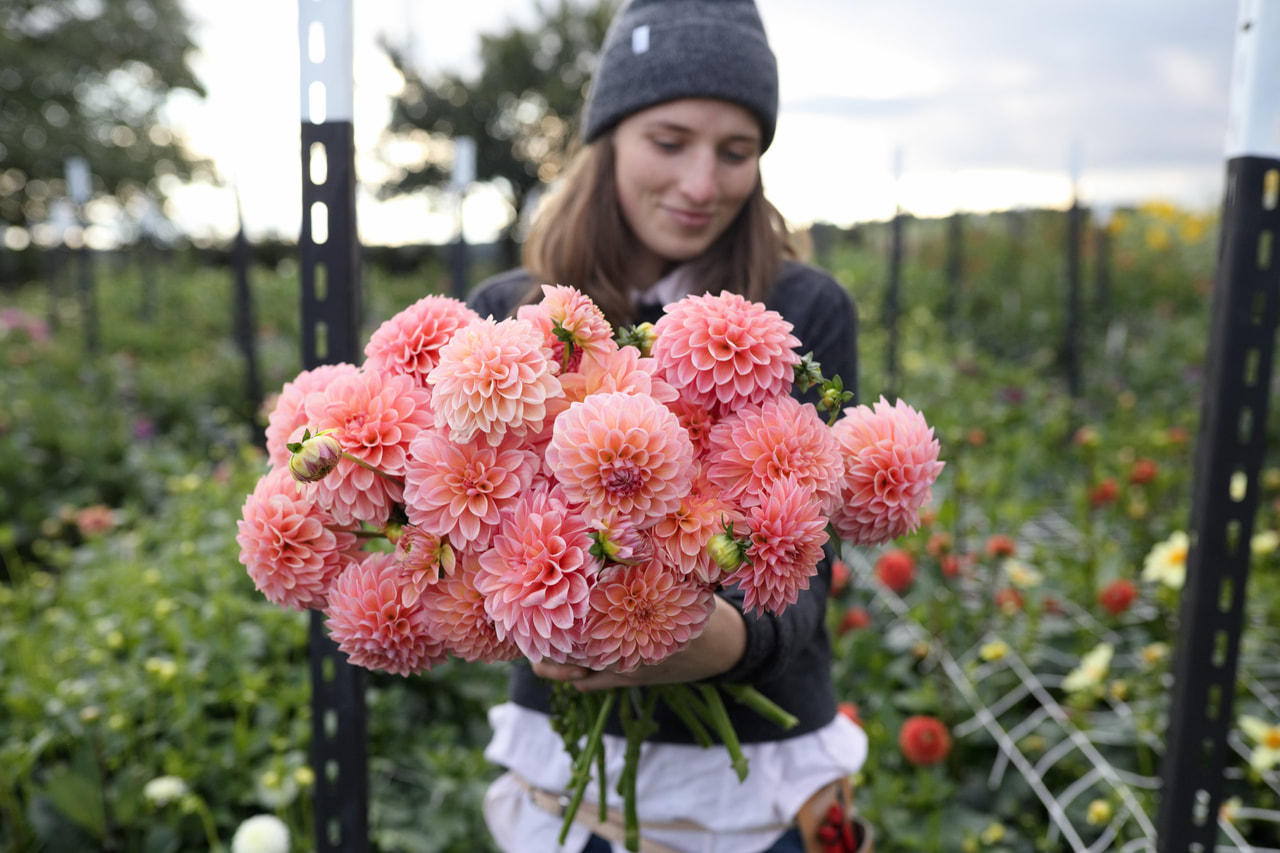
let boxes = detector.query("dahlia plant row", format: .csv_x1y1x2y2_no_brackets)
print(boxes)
236,285,942,849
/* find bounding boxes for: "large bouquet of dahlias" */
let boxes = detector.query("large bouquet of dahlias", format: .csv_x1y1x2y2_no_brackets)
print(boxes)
237,285,943,850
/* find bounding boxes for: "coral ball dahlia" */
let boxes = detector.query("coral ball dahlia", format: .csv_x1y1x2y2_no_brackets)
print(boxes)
363,295,479,388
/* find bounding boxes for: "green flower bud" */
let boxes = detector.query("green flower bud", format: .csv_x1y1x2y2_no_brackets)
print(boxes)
707,532,745,572
287,430,342,484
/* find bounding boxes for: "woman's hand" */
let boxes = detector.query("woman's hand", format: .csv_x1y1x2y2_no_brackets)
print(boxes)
532,595,748,691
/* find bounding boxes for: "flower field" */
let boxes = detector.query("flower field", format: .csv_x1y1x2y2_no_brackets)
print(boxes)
4,201,1277,853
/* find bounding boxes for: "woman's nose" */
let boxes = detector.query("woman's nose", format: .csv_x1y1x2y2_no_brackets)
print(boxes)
677,150,717,206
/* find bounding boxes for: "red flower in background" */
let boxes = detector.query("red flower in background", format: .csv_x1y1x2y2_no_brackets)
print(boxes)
838,702,862,727
899,715,952,766
874,549,916,594
995,587,1024,614
939,554,962,579
1129,459,1159,486
831,559,851,596
1089,478,1119,508
838,606,871,634
985,534,1017,559
1098,579,1139,616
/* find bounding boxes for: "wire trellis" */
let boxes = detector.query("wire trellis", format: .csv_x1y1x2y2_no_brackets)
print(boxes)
840,543,1280,852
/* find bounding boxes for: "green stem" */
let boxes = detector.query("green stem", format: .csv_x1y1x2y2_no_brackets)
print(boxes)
340,451,403,485
557,690,616,846
657,686,714,747
718,683,799,731
618,689,660,852
696,685,750,782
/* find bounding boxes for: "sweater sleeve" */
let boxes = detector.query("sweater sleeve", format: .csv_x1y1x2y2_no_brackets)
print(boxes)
712,262,859,686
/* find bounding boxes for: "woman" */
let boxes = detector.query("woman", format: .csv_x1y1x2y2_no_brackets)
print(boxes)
468,1,867,850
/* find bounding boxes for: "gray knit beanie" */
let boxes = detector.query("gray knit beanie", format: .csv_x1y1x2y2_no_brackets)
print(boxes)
582,0,779,151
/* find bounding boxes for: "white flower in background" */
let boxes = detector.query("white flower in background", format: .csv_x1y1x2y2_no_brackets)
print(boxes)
142,775,188,806
1239,715,1280,773
255,767,300,809
1252,530,1279,557
1062,643,1114,693
1003,559,1043,589
231,814,291,853
1141,531,1188,590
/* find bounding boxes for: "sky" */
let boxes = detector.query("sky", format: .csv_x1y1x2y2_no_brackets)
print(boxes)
164,0,1241,246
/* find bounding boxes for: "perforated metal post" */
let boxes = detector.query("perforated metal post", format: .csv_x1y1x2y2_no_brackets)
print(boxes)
1157,3,1280,850
299,2,369,851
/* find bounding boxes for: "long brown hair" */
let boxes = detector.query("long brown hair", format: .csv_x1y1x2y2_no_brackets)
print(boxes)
521,133,796,325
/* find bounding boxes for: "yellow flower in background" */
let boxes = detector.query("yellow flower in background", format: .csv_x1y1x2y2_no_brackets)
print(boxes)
1240,715,1280,772
1063,643,1114,693
980,639,1011,662
1004,559,1043,589
1144,225,1171,252
1140,642,1170,668
1252,530,1279,557
1086,799,1113,826
1142,531,1189,590
1220,796,1243,824
980,822,1006,845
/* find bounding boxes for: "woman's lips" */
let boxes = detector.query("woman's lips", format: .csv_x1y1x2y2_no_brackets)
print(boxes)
665,207,713,230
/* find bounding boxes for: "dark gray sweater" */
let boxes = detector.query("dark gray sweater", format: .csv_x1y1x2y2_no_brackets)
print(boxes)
467,260,859,743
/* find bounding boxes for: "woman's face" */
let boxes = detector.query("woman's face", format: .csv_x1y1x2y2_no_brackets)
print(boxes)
613,98,762,277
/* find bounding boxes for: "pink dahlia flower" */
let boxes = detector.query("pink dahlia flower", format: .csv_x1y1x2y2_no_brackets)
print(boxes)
427,317,563,447
419,552,522,663
648,470,741,584
546,391,695,528
324,552,448,676
517,284,617,374
707,396,843,511
403,429,537,549
263,362,360,467
475,485,598,663
237,467,358,611
588,514,652,566
578,560,715,672
830,396,944,545
363,295,478,388
651,291,800,416
726,476,829,615
393,524,455,607
304,369,435,527
664,396,717,458
558,345,679,406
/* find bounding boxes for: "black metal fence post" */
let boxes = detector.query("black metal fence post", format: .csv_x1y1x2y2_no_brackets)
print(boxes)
946,211,964,340
1157,4,1280,850
299,2,369,851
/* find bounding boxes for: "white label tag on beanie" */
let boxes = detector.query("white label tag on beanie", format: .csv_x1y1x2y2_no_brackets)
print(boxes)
632,24,650,55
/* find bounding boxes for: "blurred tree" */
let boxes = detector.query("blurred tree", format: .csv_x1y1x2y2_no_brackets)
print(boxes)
379,0,616,260
0,0,206,229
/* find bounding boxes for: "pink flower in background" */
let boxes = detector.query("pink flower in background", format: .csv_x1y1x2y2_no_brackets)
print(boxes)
393,525,455,607
325,552,447,676
648,470,740,584
74,504,116,538
419,552,521,663
727,476,829,615
517,284,617,374
263,362,360,467
304,369,434,527
237,467,357,611
708,396,842,511
546,391,694,528
403,430,537,549
830,397,944,545
578,559,715,672
651,291,800,416
475,485,598,662
363,295,478,388
427,317,563,446
557,345,678,405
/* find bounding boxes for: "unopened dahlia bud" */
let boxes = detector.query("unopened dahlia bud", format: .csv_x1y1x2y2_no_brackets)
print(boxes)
287,430,342,484
617,322,656,357
707,524,748,573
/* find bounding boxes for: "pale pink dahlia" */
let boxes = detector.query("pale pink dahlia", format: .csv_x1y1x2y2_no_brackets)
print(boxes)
830,396,944,546
324,552,448,676
475,485,599,663
237,467,358,611
517,284,617,374
726,476,829,615
664,395,717,458
427,317,563,446
557,345,678,406
546,391,695,528
304,369,435,527
651,291,800,416
363,295,479,388
707,396,843,511
648,470,741,584
264,363,360,467
578,560,715,672
393,524,455,607
403,429,537,549
419,552,521,663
